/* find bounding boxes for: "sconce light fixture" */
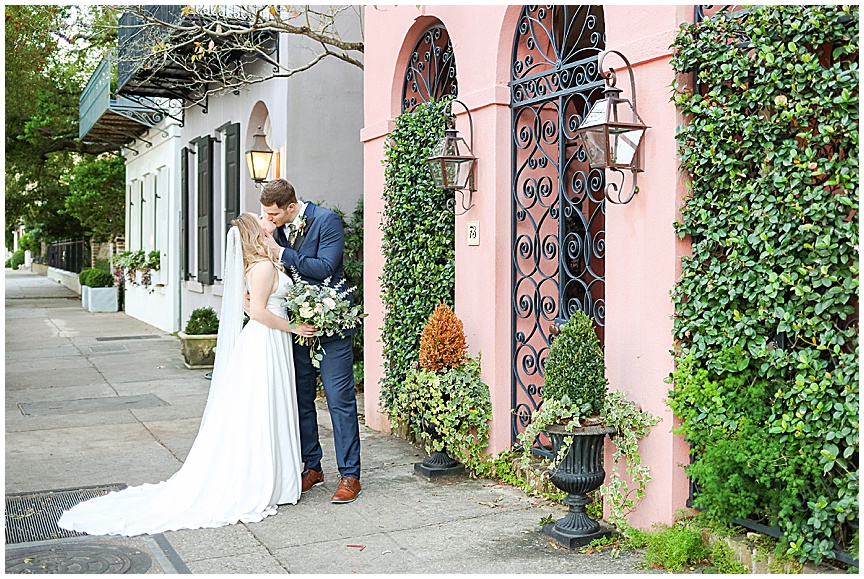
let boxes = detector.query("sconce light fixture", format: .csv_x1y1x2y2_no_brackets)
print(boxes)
245,126,274,184
426,99,476,215
574,50,649,204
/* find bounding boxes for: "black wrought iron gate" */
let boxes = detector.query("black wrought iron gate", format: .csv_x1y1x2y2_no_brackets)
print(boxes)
510,6,607,445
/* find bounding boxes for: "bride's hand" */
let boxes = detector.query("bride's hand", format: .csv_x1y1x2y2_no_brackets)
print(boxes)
290,323,317,337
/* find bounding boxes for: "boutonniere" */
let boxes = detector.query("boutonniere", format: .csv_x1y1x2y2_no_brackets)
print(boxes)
296,214,308,235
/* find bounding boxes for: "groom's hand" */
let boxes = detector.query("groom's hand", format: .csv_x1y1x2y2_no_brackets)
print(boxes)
264,236,283,261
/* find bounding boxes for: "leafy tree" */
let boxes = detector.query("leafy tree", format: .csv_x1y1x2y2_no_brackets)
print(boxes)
64,154,126,242
5,5,120,247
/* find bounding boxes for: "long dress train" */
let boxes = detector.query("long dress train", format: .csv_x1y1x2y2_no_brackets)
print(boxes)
58,268,301,536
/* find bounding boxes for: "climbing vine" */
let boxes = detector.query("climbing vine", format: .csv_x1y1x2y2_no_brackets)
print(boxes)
669,5,858,566
379,98,455,415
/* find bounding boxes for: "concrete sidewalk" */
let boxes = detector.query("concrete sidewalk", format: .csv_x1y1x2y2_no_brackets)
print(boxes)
5,269,657,574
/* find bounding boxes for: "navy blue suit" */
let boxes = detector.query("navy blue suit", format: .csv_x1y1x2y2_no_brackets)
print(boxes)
274,202,360,480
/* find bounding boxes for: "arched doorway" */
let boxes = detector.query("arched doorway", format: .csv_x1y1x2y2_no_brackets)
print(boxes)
510,6,606,446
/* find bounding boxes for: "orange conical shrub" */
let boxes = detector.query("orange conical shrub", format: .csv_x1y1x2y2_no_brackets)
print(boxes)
419,302,467,373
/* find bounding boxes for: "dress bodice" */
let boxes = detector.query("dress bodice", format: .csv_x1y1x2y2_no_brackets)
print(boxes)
267,268,292,316
246,266,292,317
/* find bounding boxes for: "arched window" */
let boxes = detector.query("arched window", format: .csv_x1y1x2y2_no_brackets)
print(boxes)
402,25,458,113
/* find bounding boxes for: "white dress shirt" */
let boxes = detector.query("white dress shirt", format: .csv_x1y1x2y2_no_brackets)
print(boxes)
278,201,308,260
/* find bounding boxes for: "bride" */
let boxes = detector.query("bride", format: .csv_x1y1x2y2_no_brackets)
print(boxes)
58,212,316,536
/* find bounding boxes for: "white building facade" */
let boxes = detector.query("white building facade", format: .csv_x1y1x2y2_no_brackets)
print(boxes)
83,6,364,332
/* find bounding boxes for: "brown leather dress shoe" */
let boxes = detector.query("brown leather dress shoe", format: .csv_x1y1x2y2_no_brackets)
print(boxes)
301,469,324,493
331,477,361,503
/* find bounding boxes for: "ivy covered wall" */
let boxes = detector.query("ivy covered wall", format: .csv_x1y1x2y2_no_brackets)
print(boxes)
379,98,455,415
668,5,858,565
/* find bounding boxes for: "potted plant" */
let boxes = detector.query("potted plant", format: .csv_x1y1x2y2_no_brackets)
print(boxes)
139,250,161,288
518,311,659,548
83,269,118,313
114,250,145,285
178,307,219,369
79,269,94,309
388,303,491,479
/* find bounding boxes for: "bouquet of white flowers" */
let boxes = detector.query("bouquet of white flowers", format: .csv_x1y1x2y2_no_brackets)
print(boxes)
282,267,365,368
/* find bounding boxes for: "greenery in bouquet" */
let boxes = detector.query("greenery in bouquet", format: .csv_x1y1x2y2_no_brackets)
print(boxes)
282,267,365,368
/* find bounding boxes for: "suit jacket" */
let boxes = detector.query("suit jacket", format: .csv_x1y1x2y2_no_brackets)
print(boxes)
273,202,356,339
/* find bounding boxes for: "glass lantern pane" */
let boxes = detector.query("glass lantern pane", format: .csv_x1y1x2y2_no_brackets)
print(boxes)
609,129,644,167
427,159,447,189
247,151,273,181
451,158,474,189
580,100,608,128
246,153,256,181
609,99,642,124
581,127,608,168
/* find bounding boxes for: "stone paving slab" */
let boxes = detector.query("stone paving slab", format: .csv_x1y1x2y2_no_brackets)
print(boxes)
5,366,108,391
5,407,142,434
5,382,118,410
19,394,169,417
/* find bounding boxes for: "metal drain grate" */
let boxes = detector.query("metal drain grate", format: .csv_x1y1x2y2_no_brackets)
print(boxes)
6,484,127,544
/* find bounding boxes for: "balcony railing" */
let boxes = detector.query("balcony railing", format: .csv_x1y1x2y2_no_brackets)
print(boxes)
79,50,169,149
116,5,277,103
117,6,183,93
79,51,114,140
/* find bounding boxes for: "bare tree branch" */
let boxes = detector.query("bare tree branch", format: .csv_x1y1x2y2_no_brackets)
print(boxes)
115,5,364,109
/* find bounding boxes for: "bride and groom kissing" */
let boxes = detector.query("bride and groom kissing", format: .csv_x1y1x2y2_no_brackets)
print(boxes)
59,179,362,536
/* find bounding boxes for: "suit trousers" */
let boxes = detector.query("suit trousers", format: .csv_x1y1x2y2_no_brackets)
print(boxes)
293,336,361,480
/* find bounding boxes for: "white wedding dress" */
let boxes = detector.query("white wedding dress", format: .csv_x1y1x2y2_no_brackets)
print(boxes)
59,267,302,536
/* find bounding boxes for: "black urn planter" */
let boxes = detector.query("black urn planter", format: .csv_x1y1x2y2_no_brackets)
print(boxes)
543,423,617,548
414,418,465,479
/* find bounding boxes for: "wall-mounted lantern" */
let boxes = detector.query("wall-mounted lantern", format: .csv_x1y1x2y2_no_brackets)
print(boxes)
574,50,649,204
426,99,476,215
245,126,274,184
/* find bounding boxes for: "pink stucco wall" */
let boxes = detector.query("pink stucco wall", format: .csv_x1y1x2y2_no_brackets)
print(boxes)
362,5,693,529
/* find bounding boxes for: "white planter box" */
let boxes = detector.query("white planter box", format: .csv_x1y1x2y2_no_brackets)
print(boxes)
81,285,91,310
88,287,119,313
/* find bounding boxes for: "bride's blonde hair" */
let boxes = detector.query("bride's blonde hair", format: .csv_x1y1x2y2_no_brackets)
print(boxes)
231,212,284,274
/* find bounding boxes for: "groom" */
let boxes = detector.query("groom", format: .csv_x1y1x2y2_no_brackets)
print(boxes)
260,179,361,504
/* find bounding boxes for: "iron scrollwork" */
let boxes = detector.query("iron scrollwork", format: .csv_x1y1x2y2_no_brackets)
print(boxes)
510,6,606,447
402,25,458,113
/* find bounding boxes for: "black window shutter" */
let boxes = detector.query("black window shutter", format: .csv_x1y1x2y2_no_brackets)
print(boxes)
224,123,241,235
181,147,190,280
196,136,214,285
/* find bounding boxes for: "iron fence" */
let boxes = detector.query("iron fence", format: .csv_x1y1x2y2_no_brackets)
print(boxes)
46,239,90,274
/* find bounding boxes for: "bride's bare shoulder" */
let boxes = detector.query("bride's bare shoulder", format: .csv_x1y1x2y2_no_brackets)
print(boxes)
248,259,278,279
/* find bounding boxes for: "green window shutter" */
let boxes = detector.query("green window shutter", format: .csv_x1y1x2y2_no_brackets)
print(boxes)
195,136,214,285
223,123,241,235
181,147,190,280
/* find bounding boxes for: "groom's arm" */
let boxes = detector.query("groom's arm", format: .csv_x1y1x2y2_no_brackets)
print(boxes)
279,212,344,282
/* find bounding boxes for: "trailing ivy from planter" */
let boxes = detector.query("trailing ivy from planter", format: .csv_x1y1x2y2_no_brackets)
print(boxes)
390,355,491,472
669,5,858,566
379,98,455,415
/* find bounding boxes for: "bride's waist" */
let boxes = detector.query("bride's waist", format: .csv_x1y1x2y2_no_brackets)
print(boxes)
266,304,287,317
